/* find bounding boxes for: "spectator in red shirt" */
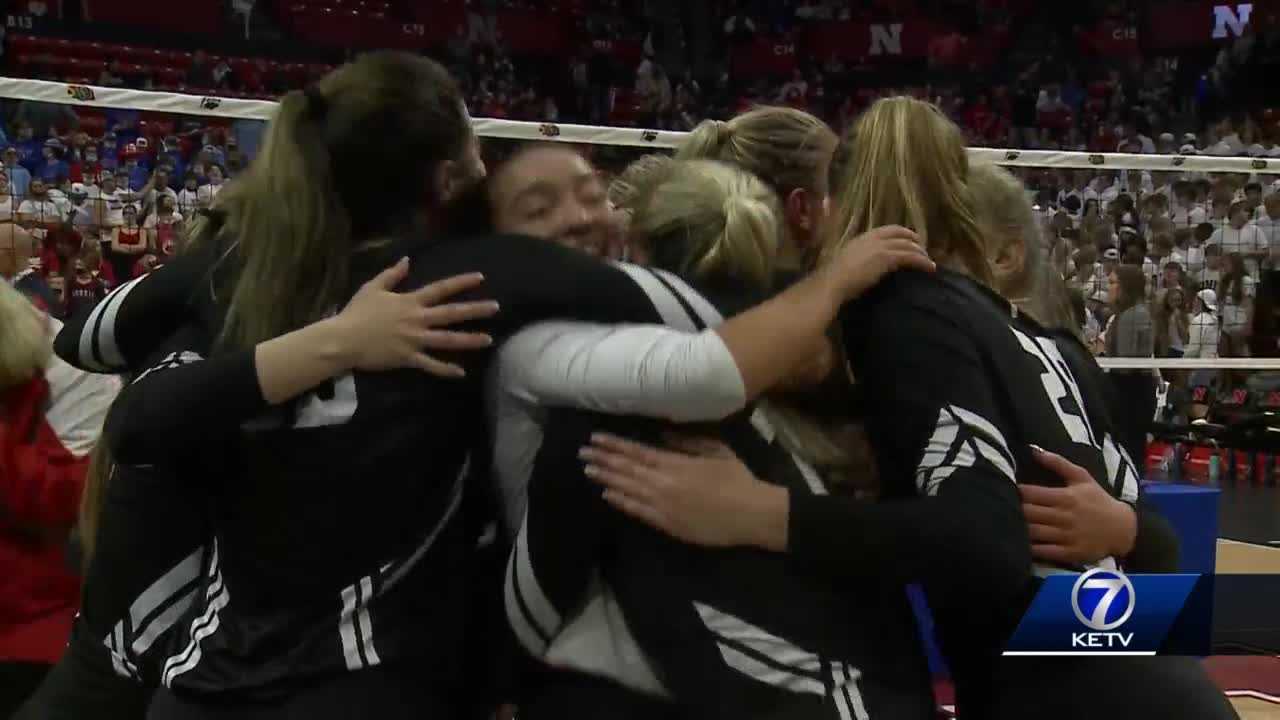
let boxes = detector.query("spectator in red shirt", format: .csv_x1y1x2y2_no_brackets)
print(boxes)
63,249,107,318
0,279,118,716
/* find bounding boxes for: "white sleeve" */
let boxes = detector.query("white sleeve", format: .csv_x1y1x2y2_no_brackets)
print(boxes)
498,320,747,423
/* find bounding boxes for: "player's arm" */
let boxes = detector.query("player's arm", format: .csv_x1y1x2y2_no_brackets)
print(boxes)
461,227,930,403
498,320,745,423
52,237,221,373
103,262,497,465
580,278,1033,603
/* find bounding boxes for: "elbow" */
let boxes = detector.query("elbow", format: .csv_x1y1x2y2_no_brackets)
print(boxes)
659,336,748,423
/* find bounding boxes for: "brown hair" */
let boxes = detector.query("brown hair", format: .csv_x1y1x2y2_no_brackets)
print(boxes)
1111,264,1147,312
819,97,992,285
200,51,473,350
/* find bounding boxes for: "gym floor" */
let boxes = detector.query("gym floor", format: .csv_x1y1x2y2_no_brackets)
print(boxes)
1215,484,1280,718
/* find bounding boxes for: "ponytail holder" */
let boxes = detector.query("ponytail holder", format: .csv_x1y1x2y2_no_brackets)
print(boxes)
713,119,732,144
303,85,328,120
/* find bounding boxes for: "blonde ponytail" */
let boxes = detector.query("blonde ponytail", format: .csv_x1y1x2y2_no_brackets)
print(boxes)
632,160,782,291
0,280,51,392
677,107,836,200
77,443,113,569
679,119,734,163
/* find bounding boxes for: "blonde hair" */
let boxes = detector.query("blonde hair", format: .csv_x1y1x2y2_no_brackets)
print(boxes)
199,51,471,350
0,280,51,391
677,106,836,199
608,153,674,211
819,97,992,285
77,443,113,569
968,163,1047,320
631,160,781,291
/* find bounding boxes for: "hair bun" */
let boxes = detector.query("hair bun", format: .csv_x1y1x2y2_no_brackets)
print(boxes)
713,120,733,145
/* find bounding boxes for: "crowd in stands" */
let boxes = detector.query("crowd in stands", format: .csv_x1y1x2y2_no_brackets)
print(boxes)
0,106,238,318
1023,135,1280,420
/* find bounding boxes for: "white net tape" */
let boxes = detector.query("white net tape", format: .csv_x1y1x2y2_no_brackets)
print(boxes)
4,76,1280,174
5,75,1280,380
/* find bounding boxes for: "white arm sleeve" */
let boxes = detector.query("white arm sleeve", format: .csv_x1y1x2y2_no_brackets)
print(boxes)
498,320,746,423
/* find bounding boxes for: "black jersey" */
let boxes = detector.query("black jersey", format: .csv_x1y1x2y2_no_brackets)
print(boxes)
787,268,1230,719
504,272,936,720
59,233,733,701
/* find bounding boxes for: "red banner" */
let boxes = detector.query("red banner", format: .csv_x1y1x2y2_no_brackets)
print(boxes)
804,19,931,61
590,38,643,65
731,36,799,76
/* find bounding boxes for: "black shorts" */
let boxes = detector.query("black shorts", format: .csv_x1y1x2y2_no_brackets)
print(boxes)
11,636,150,720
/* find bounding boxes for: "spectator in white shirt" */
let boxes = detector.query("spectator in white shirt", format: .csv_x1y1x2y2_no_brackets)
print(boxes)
93,173,127,246
1196,242,1224,292
1171,182,1208,229
17,179,62,242
1185,288,1221,359
176,172,201,217
196,164,226,208
1208,200,1268,276
1255,193,1280,266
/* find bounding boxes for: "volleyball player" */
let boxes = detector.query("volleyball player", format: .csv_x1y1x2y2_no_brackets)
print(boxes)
53,54,929,718
582,98,1238,720
499,159,937,720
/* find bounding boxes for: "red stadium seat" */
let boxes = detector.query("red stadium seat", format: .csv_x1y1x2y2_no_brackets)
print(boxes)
157,67,186,85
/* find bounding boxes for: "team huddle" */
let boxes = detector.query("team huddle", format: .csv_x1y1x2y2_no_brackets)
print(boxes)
9,51,1241,720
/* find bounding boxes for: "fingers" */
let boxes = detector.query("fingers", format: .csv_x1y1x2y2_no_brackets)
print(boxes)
422,300,501,328
600,489,668,533
589,432,677,469
412,272,487,305
1018,483,1072,508
1027,522,1069,545
886,250,937,274
579,445,667,492
663,433,733,458
408,352,466,379
1030,543,1077,565
1031,446,1094,486
582,459,659,505
1021,502,1072,528
366,257,410,291
420,329,493,351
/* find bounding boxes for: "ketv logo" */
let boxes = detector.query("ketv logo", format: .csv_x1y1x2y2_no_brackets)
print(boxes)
1069,568,1136,651
1003,569,1198,657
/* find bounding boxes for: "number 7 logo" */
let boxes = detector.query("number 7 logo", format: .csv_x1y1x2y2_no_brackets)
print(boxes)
1071,569,1136,631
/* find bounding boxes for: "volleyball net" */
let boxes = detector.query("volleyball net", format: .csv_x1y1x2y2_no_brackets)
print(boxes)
7,76,1280,420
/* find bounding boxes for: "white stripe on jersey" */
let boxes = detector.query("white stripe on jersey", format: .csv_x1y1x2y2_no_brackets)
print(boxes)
713,640,826,696
1103,433,1141,504
130,584,199,657
514,519,563,639
131,351,204,385
78,274,147,371
612,263,701,330
694,602,827,694
916,405,1017,494
163,541,230,687
128,548,204,632
339,582,363,671
831,662,870,720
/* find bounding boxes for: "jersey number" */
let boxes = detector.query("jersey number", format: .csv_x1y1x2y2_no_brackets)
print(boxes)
294,374,359,428
1012,328,1098,448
